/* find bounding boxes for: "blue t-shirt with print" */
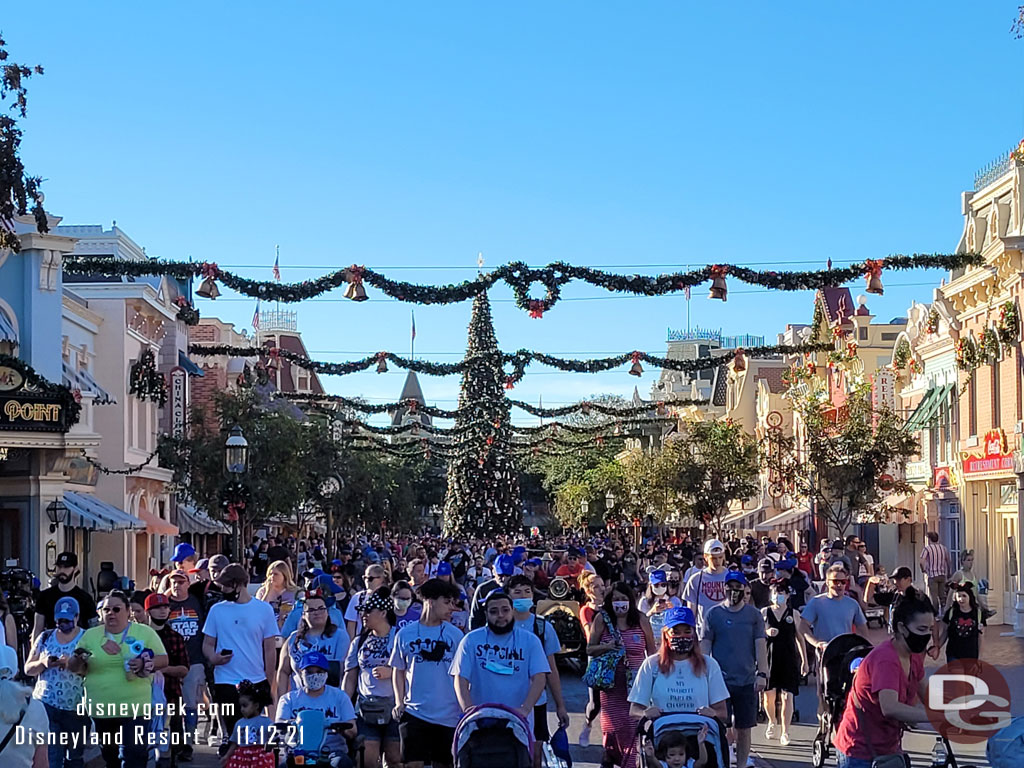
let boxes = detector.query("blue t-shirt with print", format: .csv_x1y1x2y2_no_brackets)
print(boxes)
31,628,85,710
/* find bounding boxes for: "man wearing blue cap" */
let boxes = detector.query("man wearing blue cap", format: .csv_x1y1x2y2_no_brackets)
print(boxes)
469,554,515,629
171,542,198,573
280,574,345,638
276,650,356,760
701,570,768,768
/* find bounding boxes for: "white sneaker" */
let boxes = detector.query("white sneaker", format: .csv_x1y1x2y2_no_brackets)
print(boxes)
780,733,791,747
578,722,591,748
746,757,756,767
765,724,776,740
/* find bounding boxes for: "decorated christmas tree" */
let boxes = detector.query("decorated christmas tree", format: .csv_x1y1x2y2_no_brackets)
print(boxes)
443,291,522,536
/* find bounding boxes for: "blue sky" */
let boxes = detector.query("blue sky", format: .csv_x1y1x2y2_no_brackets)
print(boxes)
7,2,1024,424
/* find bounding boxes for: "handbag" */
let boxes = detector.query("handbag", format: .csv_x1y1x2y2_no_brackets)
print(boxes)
583,610,625,691
358,694,395,726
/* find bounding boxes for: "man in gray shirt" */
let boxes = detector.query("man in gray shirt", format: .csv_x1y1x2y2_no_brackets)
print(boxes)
800,564,868,649
702,570,768,768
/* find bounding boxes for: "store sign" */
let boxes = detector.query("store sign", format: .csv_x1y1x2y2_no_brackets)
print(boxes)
933,466,955,489
0,367,25,393
961,429,1014,476
169,366,186,437
0,393,68,432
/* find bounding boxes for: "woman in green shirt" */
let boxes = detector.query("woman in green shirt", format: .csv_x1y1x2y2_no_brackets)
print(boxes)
70,590,167,768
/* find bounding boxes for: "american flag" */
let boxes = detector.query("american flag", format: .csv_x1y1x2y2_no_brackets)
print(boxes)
683,284,691,301
273,247,281,281
252,300,260,330
411,310,416,341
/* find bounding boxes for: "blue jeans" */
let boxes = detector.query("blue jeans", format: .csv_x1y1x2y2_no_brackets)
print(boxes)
43,703,90,768
836,751,874,768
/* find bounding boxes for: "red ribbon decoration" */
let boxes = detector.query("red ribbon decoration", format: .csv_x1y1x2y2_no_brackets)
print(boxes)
528,300,545,319
200,262,219,279
631,351,641,365
505,376,516,390
710,264,729,278
226,501,245,523
348,265,365,286
863,259,883,278
175,296,188,307
72,389,82,404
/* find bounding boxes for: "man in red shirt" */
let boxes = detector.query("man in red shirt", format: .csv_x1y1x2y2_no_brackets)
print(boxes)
554,547,586,589
795,540,815,577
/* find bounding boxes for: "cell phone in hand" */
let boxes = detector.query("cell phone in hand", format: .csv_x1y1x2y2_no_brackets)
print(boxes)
221,649,233,656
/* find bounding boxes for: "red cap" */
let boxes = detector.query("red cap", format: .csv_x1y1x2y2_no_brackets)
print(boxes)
145,593,170,611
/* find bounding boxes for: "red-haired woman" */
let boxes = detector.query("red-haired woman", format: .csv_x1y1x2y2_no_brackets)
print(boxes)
587,582,655,768
627,606,729,721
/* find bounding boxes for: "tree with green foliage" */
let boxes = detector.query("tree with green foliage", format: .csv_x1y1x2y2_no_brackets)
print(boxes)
779,382,918,537
443,292,521,537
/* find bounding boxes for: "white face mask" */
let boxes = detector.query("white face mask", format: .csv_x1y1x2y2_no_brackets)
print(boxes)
651,584,667,596
394,598,412,611
612,601,630,615
301,671,328,691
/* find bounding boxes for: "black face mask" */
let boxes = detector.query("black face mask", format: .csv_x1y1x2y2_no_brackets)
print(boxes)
902,626,931,654
728,589,745,605
150,618,167,628
487,620,514,635
668,636,694,654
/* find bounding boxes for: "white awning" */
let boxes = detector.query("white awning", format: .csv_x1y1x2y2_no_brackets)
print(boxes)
0,311,16,347
62,363,116,405
755,506,812,532
64,491,146,532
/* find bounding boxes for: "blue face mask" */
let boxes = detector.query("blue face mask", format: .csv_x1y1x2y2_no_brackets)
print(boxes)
512,598,533,613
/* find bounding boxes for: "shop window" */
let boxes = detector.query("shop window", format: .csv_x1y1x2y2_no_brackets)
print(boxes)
1000,481,1018,508
859,326,868,341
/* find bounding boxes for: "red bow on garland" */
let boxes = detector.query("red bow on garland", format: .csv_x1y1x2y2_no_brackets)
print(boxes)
863,259,884,278
528,300,545,319
200,262,219,279
175,296,188,307
225,501,245,523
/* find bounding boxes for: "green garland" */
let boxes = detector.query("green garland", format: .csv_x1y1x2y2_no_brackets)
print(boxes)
997,301,1019,345
84,448,159,475
174,297,200,326
979,327,1001,362
63,253,984,316
190,341,834,380
338,416,672,437
0,353,82,427
893,338,911,370
128,350,168,406
283,391,707,420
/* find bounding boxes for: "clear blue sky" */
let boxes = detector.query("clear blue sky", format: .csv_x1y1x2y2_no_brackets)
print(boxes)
7,2,1024,423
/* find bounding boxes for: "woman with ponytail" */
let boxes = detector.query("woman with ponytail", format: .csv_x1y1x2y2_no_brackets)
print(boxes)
627,606,728,721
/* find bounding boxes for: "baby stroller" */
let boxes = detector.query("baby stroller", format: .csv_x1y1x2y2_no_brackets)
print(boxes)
638,714,729,768
811,633,873,768
453,704,533,768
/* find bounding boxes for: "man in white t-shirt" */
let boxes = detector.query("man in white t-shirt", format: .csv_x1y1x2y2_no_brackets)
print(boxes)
202,564,279,746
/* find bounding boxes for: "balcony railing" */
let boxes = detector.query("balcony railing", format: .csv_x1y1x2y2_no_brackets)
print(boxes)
258,309,298,332
667,327,765,347
974,151,1014,191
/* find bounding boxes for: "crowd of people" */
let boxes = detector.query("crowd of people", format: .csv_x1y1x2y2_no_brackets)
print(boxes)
0,526,1009,768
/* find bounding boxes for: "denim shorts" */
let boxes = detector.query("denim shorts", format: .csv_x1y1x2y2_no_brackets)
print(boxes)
357,715,401,742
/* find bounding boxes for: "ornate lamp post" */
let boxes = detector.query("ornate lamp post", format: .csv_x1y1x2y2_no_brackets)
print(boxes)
319,475,343,556
225,426,249,560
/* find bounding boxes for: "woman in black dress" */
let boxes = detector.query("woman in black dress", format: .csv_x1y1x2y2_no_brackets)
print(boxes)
761,580,807,747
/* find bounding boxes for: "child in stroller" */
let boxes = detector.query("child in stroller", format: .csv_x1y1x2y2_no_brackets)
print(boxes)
639,714,729,768
810,633,873,768
453,704,534,768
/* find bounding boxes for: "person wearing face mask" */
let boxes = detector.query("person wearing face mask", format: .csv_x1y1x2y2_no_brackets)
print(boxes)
468,554,517,629
627,607,728,723
639,570,682,646
277,590,349,696
202,564,279,748
587,582,655,768
701,571,768,768
760,581,807,748
146,592,191,761
33,552,98,640
681,540,730,639
391,580,422,630
277,651,356,763
507,576,569,766
743,556,771,610
801,565,869,653
25,595,88,768
452,590,550,732
832,589,936,767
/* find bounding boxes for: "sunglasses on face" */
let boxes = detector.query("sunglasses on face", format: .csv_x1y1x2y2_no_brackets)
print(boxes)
101,606,122,614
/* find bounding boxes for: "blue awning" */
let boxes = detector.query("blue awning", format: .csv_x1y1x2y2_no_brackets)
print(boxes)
0,310,16,347
64,491,146,532
63,363,116,405
178,350,205,377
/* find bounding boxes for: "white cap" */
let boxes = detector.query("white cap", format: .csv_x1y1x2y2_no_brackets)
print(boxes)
703,539,725,555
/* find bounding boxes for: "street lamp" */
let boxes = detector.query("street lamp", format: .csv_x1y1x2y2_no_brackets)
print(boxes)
319,475,343,555
225,426,249,476
605,491,616,510
46,499,68,534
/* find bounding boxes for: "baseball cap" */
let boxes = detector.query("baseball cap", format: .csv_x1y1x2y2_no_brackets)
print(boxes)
758,557,775,570
765,542,778,552
724,569,748,586
208,554,229,570
567,546,585,558
649,569,668,585
297,651,329,671
524,558,542,568
663,606,696,629
741,555,755,566
437,561,453,577
512,546,527,564
892,566,913,580
775,558,797,572
703,539,725,555
55,552,78,568
189,558,209,574
170,543,196,563
550,726,573,768
494,554,515,576
0,645,17,679
55,596,79,621
145,593,170,611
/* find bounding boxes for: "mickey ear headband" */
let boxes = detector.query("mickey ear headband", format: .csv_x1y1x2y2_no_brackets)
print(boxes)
358,591,394,614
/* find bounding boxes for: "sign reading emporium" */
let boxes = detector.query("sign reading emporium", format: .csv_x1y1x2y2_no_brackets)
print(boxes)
0,364,70,432
961,429,1014,476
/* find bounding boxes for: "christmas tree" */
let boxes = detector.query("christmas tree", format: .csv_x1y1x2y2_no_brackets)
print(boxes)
443,291,522,537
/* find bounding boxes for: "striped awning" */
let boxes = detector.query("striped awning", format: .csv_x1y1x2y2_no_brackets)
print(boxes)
64,491,146,532
755,506,812,532
62,363,116,405
176,504,230,535
0,311,16,347
904,384,954,432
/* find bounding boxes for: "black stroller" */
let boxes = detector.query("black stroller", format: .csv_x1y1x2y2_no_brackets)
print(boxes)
811,633,873,768
638,714,730,768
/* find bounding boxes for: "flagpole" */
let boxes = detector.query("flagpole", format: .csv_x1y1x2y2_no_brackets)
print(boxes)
411,310,416,361
275,244,281,313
